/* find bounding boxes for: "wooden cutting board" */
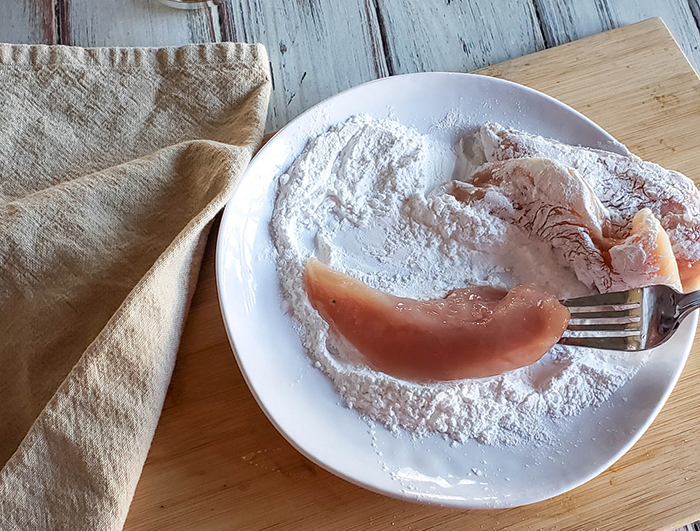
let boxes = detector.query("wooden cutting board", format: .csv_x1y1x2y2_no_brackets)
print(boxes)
124,18,700,531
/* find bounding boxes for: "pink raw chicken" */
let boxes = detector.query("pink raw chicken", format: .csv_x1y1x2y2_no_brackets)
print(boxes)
304,259,570,382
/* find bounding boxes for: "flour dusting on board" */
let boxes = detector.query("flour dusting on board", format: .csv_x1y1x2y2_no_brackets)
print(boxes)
270,114,648,445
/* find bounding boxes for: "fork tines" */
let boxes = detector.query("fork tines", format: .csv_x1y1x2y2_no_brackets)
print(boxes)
559,289,645,350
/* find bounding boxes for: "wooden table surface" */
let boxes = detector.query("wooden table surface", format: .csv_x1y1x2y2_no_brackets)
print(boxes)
2,3,700,531
3,0,700,133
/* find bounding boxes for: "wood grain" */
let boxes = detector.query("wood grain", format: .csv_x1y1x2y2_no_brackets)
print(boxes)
479,18,700,180
2,2,700,531
217,0,388,132
64,0,216,47
123,18,700,531
374,0,546,74
0,0,55,44
532,0,700,72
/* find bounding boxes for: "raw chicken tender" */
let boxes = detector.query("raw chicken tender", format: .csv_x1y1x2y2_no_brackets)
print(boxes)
304,259,570,382
446,158,682,293
611,208,682,292
475,123,700,291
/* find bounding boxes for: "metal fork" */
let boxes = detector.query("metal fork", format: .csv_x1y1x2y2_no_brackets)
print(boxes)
558,286,700,351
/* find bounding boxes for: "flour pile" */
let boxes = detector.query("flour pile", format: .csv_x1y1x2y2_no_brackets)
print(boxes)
270,115,647,445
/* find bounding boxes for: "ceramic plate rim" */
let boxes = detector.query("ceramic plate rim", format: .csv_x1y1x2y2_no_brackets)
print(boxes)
215,72,697,508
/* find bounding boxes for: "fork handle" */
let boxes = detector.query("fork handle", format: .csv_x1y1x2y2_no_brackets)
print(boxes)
678,290,700,318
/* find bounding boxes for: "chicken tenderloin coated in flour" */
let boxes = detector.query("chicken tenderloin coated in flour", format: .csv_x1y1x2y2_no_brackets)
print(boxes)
446,157,683,293
474,123,700,292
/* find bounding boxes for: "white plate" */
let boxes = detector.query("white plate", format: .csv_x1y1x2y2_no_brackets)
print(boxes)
216,73,697,508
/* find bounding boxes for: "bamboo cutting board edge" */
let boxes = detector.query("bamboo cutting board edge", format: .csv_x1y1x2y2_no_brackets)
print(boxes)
125,18,700,531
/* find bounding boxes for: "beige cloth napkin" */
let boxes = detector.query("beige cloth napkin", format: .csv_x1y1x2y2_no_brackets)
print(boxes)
0,43,271,529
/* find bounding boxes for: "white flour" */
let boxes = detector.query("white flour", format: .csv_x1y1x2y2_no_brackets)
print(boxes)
270,114,648,445
475,122,700,264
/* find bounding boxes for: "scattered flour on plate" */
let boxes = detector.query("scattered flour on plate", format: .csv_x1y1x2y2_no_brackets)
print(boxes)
270,114,648,446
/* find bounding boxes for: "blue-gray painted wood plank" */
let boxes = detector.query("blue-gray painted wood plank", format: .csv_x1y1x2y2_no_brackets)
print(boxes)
217,0,388,131
0,0,55,44
374,0,546,74
63,0,216,47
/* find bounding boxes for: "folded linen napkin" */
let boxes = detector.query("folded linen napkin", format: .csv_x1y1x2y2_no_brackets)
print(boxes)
0,43,271,530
